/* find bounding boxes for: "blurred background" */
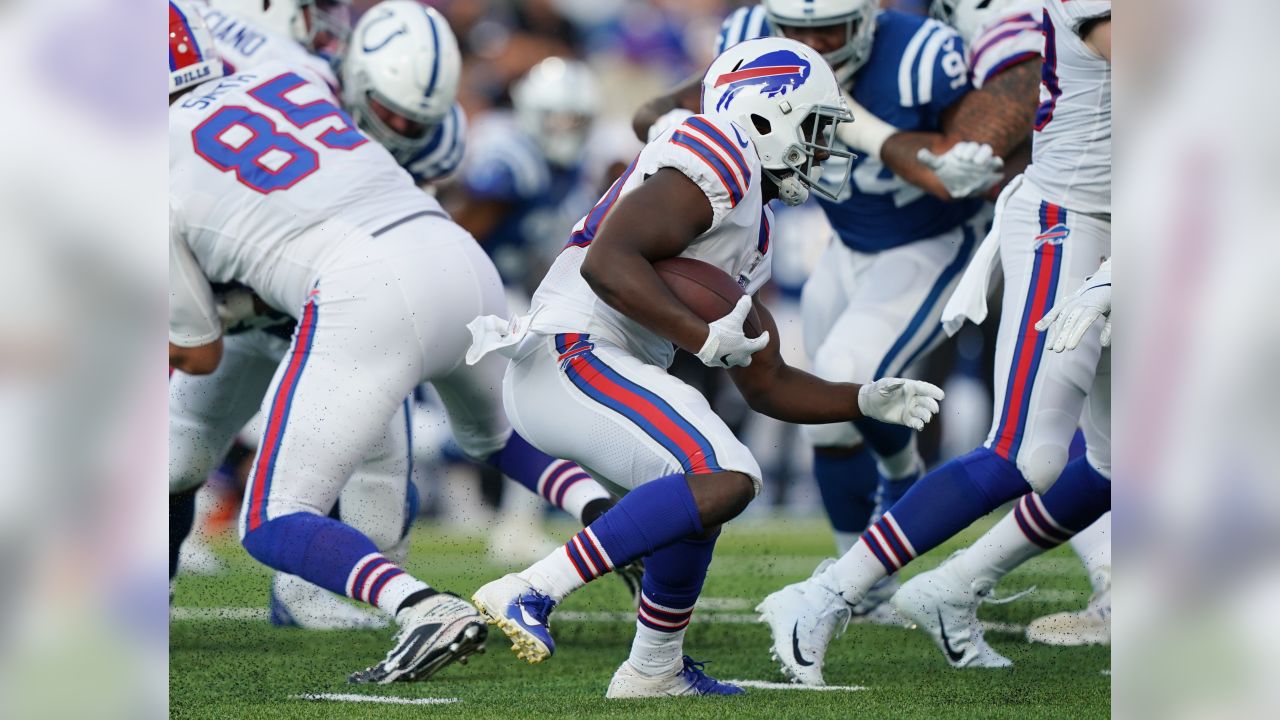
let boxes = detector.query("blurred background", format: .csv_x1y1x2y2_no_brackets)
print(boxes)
2,0,1279,717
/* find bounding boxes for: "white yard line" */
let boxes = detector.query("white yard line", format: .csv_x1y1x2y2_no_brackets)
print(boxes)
172,606,270,621
293,693,458,705
727,680,869,692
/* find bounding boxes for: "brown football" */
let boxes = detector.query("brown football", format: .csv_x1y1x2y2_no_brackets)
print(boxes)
653,257,763,338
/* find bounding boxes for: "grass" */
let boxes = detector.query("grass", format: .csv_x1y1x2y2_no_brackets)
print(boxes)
170,515,1110,719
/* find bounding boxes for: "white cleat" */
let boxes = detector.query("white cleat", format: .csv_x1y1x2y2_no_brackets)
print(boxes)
892,561,1011,668
755,560,851,686
269,573,389,631
178,538,226,576
850,575,907,627
472,573,557,664
1027,571,1110,647
605,656,745,699
349,592,487,683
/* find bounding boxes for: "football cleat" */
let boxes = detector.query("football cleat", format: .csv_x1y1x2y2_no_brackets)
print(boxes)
614,558,645,608
850,574,905,626
1026,569,1110,647
269,573,389,631
892,560,1012,668
755,560,851,686
605,656,745,698
472,573,557,663
348,592,487,684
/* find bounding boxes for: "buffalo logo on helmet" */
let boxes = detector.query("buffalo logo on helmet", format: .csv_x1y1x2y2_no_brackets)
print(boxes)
713,49,811,112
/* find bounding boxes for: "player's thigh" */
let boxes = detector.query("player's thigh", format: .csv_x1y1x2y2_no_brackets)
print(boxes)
169,332,284,493
505,335,762,496
985,186,1111,492
799,239,854,361
239,290,424,536
431,350,512,461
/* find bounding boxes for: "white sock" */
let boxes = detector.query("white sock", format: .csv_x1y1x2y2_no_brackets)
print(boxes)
346,553,430,616
536,460,611,523
833,530,859,556
1069,513,1111,592
523,545,588,602
816,540,886,605
628,620,688,677
952,504,1050,594
875,437,923,481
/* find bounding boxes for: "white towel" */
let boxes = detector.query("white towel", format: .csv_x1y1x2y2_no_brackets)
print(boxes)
465,307,542,365
941,175,1022,336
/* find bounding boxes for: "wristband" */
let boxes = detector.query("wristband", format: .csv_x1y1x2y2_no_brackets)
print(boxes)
835,91,898,160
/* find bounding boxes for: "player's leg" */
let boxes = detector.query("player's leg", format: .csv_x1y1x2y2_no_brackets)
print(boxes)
474,335,754,696
761,186,1110,683
169,332,282,580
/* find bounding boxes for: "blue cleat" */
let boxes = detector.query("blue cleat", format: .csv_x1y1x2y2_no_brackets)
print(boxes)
606,656,746,698
472,573,558,663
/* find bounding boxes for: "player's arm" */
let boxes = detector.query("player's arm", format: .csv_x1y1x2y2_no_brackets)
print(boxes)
579,167,723,355
169,226,223,375
631,73,702,142
729,297,943,429
169,341,223,375
880,57,1042,196
1082,17,1111,62
448,196,516,245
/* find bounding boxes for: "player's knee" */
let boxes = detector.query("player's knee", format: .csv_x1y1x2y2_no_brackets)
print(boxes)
1021,446,1070,495
804,421,864,450
687,471,756,527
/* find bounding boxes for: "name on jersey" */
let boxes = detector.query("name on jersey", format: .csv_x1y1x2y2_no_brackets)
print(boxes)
202,10,268,57
180,72,259,110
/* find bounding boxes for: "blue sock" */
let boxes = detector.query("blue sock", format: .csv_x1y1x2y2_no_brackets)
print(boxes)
638,530,720,633
812,448,879,538
562,473,703,582
1015,458,1111,548
863,448,1030,573
242,512,379,596
169,488,198,581
488,432,599,519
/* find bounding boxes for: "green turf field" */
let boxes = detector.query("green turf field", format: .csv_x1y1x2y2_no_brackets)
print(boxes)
170,515,1110,719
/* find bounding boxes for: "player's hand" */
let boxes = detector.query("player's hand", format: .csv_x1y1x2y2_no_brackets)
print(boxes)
857,378,945,431
1035,259,1112,352
696,296,770,368
917,142,1004,199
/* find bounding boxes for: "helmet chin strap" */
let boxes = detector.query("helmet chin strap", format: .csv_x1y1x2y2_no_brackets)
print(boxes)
766,169,810,207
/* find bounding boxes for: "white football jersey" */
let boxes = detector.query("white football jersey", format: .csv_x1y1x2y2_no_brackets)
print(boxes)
197,3,339,92
169,61,441,344
530,113,772,368
1025,0,1111,215
959,0,1043,89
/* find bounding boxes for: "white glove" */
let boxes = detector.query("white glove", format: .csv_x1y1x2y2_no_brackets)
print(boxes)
1035,258,1112,352
696,295,770,368
647,108,695,143
858,378,945,431
917,141,1004,199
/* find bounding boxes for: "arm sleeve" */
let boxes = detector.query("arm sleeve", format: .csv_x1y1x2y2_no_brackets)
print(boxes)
169,220,221,348
654,115,756,230
922,25,973,117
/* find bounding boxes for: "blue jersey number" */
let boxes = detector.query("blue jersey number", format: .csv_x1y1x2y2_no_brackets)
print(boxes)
191,72,366,193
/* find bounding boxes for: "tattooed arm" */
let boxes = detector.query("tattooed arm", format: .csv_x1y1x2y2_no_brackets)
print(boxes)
878,58,1042,200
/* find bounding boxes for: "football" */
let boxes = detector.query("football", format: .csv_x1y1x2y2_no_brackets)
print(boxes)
653,257,764,338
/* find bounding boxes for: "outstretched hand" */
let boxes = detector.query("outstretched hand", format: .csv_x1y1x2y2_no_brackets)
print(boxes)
857,378,945,431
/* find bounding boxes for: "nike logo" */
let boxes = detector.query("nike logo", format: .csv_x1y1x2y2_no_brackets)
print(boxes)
517,601,543,628
719,353,732,366
731,125,749,148
937,609,965,663
791,621,814,667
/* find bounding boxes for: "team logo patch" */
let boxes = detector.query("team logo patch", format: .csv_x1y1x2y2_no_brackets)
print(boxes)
714,49,811,112
1034,223,1070,248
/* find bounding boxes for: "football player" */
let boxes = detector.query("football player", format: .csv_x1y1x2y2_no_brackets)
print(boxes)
168,1,613,681
467,37,943,698
759,0,1111,679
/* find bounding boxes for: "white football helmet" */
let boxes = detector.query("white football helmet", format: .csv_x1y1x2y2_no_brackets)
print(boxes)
170,0,223,94
763,0,877,84
208,0,351,55
702,37,853,206
342,1,462,163
930,0,1029,43
511,57,600,169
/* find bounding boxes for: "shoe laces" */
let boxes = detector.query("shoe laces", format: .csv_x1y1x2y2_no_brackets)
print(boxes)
981,585,1037,606
680,656,730,693
519,592,557,623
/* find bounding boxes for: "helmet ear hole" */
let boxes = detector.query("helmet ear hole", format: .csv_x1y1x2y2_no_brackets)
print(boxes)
751,114,772,135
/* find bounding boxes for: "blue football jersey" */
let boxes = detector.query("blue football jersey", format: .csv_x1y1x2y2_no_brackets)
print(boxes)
461,112,582,285
715,8,983,252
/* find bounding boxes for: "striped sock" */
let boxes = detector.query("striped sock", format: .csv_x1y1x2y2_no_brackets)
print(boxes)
346,553,429,616
524,527,615,601
628,531,717,676
535,459,611,524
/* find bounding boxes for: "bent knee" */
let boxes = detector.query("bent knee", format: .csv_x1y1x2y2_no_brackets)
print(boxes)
1019,447,1069,495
